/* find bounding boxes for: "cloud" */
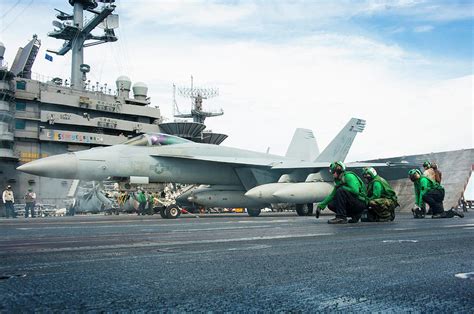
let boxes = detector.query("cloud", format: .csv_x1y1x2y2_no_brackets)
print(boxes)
357,0,473,22
119,0,473,31
413,25,434,33
121,0,256,27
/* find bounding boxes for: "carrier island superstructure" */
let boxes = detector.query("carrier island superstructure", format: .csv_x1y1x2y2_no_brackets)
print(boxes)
0,0,226,209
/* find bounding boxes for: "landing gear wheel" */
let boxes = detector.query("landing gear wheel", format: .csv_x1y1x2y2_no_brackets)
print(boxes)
306,203,314,216
159,207,167,219
247,208,261,217
165,205,181,219
295,204,309,216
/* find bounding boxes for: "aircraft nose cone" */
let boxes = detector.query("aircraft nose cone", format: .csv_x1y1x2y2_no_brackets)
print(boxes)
17,153,78,178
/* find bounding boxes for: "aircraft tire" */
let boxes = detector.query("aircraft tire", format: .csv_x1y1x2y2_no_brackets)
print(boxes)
159,207,167,219
247,208,261,217
295,204,309,216
306,203,314,216
165,205,180,219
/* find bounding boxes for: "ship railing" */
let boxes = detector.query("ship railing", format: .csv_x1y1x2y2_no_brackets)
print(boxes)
30,72,116,96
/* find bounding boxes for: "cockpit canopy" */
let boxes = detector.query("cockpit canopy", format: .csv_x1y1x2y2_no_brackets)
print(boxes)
122,133,191,147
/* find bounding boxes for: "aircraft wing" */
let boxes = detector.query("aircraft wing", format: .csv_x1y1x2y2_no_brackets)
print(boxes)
271,161,390,170
151,153,276,167
272,161,414,181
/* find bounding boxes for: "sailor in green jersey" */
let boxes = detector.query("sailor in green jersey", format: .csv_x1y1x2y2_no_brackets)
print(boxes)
136,189,147,215
408,169,463,219
146,191,155,215
362,167,398,222
316,161,367,224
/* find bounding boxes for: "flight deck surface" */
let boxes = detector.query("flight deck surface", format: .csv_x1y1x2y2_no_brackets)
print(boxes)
0,212,472,311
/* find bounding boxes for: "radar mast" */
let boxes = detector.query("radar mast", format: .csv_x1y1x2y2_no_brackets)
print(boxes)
47,0,119,90
174,76,224,124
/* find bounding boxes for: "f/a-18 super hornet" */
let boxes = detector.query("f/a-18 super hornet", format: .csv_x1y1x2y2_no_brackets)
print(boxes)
17,118,411,218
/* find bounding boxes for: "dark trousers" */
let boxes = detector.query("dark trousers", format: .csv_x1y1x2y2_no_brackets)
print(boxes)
25,202,35,218
147,203,154,215
422,189,444,215
138,202,146,215
328,188,366,219
5,201,15,218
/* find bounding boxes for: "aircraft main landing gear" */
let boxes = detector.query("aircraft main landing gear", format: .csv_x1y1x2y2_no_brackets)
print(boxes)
295,203,314,216
247,208,261,217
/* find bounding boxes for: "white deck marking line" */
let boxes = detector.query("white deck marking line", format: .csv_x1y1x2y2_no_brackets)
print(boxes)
228,244,272,251
237,219,292,224
15,224,186,230
171,225,272,232
455,272,474,280
26,233,334,253
382,240,419,243
443,224,474,228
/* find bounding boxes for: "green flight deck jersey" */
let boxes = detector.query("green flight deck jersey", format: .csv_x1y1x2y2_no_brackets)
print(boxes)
367,175,397,201
414,176,444,208
319,171,367,208
137,191,147,204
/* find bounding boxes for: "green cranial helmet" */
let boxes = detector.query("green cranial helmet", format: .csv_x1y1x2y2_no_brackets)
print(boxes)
423,161,431,168
362,167,377,179
408,169,422,178
329,161,346,174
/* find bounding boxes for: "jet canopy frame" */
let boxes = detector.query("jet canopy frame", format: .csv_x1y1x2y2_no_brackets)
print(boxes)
122,133,191,147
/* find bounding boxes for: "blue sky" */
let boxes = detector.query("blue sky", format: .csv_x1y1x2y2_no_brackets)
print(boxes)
0,0,472,161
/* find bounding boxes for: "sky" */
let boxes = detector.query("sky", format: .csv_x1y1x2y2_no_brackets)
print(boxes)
0,0,472,164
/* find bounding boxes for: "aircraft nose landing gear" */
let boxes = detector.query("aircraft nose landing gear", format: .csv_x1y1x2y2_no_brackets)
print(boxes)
164,205,181,219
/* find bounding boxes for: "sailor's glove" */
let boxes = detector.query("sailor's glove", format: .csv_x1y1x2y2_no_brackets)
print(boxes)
411,206,424,218
315,203,325,219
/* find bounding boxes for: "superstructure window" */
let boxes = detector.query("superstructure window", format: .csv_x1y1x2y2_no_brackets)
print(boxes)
15,119,26,129
16,102,26,111
0,141,13,149
16,81,26,90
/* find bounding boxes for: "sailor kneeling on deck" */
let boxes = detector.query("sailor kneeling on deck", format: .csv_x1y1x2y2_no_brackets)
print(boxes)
316,161,367,224
408,169,463,219
362,167,398,222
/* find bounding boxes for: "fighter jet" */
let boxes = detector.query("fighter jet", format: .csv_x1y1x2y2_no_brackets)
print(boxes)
17,118,410,218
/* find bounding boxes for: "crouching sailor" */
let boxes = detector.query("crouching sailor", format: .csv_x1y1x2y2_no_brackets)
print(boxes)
362,167,398,222
408,169,463,219
316,161,367,224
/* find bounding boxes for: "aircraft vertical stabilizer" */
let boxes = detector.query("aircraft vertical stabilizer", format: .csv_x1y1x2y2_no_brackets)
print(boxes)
315,118,366,162
285,128,320,161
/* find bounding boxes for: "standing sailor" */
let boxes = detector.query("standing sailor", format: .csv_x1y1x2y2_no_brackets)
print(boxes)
24,188,36,218
2,185,15,218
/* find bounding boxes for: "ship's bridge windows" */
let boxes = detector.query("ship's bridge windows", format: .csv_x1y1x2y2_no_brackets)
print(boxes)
123,133,191,147
16,102,26,111
16,81,26,90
